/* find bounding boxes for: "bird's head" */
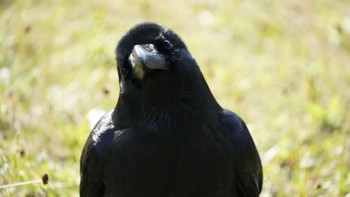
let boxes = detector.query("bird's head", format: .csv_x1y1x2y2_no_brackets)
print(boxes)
115,22,199,89
113,22,220,128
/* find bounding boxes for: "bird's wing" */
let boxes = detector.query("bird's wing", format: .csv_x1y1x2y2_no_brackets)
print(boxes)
220,109,263,196
80,111,116,197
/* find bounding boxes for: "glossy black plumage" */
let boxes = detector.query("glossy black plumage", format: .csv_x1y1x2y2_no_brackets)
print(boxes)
80,22,263,197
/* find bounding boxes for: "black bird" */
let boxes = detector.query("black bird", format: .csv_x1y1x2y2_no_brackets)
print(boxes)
80,22,263,197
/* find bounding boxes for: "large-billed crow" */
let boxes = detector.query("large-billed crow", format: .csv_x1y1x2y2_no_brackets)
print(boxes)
80,22,263,197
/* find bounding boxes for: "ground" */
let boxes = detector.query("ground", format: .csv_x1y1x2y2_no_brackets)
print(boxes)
0,0,349,196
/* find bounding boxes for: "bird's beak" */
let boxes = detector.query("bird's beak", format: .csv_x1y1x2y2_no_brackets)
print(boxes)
128,44,169,81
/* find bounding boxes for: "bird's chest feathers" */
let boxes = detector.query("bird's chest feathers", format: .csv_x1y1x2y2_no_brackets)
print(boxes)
141,109,186,133
107,128,233,195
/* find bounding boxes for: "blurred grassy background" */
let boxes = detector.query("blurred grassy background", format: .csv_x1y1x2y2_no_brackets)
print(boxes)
1,0,349,196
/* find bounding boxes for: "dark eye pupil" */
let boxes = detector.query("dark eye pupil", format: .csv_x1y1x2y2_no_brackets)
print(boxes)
120,67,128,78
164,40,173,50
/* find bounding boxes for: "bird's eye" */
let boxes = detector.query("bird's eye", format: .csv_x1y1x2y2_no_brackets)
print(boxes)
120,67,128,78
163,40,173,50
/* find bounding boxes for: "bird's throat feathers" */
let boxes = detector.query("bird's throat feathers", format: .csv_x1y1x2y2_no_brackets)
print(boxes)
113,73,221,133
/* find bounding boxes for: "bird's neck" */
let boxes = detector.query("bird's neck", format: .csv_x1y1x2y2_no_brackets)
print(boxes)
112,74,221,133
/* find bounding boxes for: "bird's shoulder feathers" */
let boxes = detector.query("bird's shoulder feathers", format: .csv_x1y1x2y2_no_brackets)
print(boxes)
219,109,263,196
80,111,117,196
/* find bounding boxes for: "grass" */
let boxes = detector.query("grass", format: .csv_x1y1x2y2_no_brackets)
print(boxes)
1,0,349,196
